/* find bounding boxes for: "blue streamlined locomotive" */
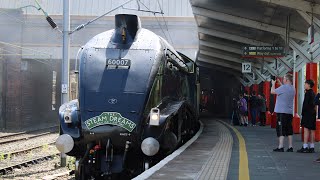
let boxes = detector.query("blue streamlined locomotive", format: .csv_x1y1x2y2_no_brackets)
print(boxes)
56,14,200,179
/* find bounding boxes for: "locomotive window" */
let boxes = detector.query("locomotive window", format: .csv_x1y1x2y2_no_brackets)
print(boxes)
162,63,180,100
144,62,164,115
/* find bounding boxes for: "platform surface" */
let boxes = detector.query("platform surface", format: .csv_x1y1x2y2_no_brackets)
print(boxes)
147,116,320,180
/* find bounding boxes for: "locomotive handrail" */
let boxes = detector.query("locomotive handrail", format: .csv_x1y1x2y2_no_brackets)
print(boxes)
74,47,84,74
70,0,134,34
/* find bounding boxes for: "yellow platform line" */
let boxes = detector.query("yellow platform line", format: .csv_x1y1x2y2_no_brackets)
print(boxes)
219,120,250,180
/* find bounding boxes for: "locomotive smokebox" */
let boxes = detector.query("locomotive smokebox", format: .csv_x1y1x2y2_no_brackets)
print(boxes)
112,14,141,44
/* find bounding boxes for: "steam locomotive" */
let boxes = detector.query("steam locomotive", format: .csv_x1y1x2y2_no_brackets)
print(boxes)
56,14,200,179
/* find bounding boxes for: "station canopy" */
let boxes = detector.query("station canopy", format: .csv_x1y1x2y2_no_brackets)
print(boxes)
190,0,320,86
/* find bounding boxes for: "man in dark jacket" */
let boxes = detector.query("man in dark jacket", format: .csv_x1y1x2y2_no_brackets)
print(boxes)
314,89,320,162
258,94,267,126
249,91,259,126
298,80,316,153
314,90,320,119
231,97,240,125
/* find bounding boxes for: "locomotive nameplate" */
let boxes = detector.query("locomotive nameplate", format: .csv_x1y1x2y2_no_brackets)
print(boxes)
84,112,136,132
106,59,131,66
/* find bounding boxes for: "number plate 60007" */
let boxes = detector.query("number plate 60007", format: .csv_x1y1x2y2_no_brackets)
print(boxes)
106,59,131,66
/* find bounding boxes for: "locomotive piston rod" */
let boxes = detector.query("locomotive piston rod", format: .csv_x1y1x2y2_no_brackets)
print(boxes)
105,139,113,176
122,141,132,169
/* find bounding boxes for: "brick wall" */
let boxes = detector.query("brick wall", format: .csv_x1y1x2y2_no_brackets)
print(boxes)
5,58,22,129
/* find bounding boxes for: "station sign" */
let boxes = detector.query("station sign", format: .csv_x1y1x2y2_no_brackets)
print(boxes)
242,63,251,73
242,46,285,58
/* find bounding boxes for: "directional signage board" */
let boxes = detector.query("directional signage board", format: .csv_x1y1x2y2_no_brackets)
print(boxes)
242,46,285,58
242,63,251,73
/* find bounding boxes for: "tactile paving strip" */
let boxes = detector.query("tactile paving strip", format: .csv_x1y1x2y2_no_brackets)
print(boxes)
196,122,233,180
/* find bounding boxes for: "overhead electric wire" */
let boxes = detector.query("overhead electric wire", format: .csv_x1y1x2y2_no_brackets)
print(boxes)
0,47,49,59
0,47,49,58
138,0,173,45
0,11,63,39
0,1,61,32
137,0,168,40
121,0,163,14
0,9,26,23
156,0,174,45
154,15,171,42
0,41,52,57
0,41,53,65
157,0,174,45
70,0,135,34
0,9,62,43
0,48,51,66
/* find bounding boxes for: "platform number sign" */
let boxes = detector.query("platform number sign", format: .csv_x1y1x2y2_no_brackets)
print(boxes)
242,63,251,73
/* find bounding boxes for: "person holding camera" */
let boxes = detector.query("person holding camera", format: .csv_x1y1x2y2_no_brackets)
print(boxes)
297,80,316,153
271,74,295,152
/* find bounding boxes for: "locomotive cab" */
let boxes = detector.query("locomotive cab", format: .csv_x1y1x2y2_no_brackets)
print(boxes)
56,14,199,179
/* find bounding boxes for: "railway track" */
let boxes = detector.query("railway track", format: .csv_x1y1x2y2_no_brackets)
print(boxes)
42,170,73,180
0,153,59,175
0,126,58,145
1,141,55,159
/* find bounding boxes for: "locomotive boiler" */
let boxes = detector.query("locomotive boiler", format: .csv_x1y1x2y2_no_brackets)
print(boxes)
55,14,200,179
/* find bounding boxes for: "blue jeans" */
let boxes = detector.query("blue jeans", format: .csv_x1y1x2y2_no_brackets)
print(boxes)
251,108,258,125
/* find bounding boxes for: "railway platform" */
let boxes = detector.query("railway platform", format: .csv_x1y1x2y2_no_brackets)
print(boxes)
136,115,320,180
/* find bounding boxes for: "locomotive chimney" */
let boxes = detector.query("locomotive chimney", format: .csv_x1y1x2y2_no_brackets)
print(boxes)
112,14,141,44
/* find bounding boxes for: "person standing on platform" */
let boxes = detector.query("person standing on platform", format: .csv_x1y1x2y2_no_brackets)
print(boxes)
258,94,267,126
231,97,239,125
297,80,316,153
243,91,249,125
314,89,320,119
249,91,259,126
271,74,295,152
244,91,249,103
238,94,248,126
314,89,320,162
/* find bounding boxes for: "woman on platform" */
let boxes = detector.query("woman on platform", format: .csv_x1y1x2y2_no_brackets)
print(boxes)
238,94,248,126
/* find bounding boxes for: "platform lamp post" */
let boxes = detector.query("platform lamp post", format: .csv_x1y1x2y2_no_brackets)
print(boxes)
16,0,66,166
32,0,69,168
